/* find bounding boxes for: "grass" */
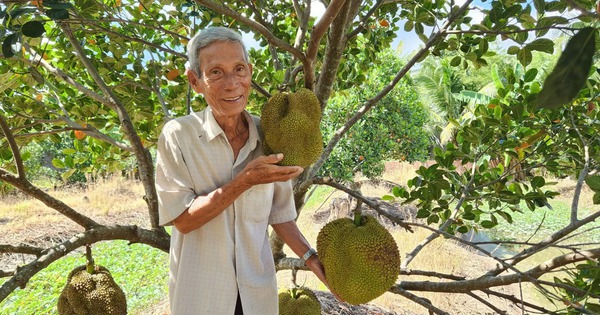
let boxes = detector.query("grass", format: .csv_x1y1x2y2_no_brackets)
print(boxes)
0,240,169,315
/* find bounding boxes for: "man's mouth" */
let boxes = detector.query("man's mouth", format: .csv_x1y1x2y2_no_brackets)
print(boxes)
223,96,242,102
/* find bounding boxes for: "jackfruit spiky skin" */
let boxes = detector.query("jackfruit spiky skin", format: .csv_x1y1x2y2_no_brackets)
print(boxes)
261,88,323,168
278,287,321,315
57,265,127,315
316,215,400,305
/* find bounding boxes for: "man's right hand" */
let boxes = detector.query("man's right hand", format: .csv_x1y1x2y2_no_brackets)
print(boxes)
239,153,303,187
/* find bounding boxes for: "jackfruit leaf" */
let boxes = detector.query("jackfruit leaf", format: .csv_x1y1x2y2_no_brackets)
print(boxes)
525,38,554,54
21,21,45,38
536,27,596,110
52,158,65,169
46,8,70,20
62,148,77,155
530,176,545,189
481,220,496,228
381,195,394,201
585,174,600,192
593,192,600,205
2,34,17,58
61,168,77,181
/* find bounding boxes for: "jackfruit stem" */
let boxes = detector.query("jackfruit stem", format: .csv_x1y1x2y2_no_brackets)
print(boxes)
85,244,95,274
353,210,362,227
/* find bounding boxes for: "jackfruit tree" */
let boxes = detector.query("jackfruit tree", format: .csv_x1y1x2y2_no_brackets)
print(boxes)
1,1,600,314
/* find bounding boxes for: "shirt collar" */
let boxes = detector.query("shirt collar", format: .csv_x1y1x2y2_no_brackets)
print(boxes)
202,107,261,147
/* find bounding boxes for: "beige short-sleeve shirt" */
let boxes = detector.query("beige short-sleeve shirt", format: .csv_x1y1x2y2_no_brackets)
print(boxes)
155,108,297,315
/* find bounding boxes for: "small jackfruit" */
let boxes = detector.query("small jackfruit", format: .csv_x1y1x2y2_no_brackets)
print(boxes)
57,265,127,315
261,88,323,168
316,215,400,305
278,287,321,315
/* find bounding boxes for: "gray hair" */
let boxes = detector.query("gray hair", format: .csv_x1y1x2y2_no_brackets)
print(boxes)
186,27,249,77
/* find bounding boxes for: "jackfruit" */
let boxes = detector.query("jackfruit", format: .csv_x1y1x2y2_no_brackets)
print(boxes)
278,287,321,315
316,215,400,305
261,88,323,168
57,265,127,315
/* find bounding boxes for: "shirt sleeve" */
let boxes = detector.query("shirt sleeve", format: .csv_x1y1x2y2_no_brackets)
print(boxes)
155,123,197,226
268,179,298,224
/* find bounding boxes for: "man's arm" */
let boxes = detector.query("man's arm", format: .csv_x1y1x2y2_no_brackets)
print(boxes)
271,220,341,300
173,154,302,233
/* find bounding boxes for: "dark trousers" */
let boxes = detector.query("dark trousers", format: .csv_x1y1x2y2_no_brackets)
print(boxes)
235,293,243,315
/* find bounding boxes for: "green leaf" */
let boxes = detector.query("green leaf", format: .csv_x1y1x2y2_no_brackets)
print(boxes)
61,169,77,181
531,176,545,189
47,8,70,20
525,38,554,54
62,148,77,155
21,21,46,38
381,195,395,201
506,46,520,55
523,68,538,82
481,220,496,228
416,209,430,219
2,34,17,58
52,158,65,169
585,175,600,192
517,47,532,67
537,27,596,110
593,192,600,205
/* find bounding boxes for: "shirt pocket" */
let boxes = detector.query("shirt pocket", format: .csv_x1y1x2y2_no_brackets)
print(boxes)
243,183,274,223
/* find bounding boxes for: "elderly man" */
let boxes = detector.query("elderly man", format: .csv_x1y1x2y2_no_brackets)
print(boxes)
155,26,330,314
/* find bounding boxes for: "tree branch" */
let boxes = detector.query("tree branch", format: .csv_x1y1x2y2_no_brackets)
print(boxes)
306,0,347,64
0,225,169,302
394,248,600,293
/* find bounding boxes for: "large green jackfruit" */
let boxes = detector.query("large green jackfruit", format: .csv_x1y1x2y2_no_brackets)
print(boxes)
57,265,127,315
261,88,323,168
278,287,321,315
316,215,400,305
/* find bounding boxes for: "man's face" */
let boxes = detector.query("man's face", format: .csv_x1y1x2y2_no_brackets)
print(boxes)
189,41,253,119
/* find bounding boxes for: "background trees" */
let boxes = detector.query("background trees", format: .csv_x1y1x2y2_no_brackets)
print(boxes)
1,0,599,313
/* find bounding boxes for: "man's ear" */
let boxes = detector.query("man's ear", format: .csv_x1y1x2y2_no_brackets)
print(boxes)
186,69,203,94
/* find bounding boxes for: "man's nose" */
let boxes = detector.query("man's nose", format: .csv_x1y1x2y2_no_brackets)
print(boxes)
222,72,240,89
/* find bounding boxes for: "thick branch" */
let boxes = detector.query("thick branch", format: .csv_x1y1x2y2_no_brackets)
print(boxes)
394,248,600,293
306,0,347,63
0,225,169,302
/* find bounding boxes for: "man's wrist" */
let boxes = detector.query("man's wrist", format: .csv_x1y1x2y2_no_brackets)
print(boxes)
302,247,317,264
